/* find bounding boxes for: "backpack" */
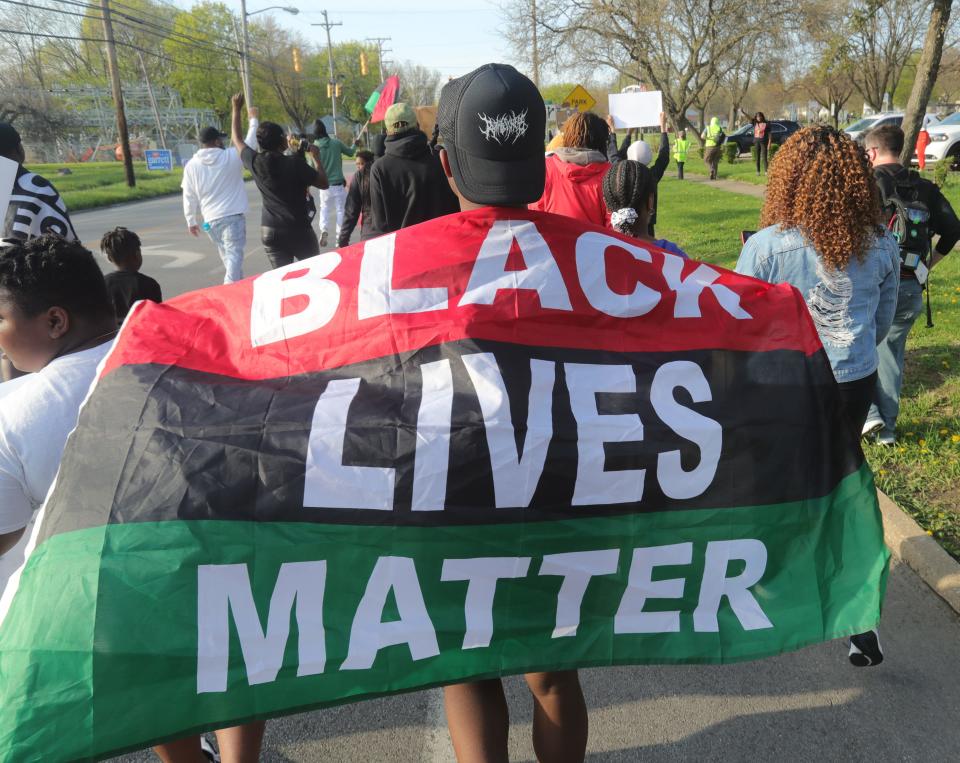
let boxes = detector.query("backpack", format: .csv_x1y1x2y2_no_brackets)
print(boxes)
877,169,931,267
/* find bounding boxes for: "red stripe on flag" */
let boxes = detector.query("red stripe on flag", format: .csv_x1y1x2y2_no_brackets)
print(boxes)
102,209,822,381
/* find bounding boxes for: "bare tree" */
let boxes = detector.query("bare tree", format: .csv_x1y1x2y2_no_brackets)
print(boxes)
901,0,954,163
848,0,928,111
249,18,316,131
395,61,443,106
531,0,794,145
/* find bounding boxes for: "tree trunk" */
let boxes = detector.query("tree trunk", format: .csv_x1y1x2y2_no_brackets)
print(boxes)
900,0,953,166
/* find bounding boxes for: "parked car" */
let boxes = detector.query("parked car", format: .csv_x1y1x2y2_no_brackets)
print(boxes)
920,111,960,167
843,112,939,143
724,120,801,154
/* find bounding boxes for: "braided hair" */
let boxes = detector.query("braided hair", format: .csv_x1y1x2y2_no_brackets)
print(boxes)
602,160,655,236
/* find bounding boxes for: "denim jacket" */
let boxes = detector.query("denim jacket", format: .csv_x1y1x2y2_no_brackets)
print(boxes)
736,225,901,382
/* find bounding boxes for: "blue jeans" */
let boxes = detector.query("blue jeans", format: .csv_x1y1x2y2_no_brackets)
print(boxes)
206,214,246,284
868,276,924,433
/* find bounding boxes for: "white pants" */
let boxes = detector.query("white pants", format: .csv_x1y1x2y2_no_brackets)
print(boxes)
316,184,347,235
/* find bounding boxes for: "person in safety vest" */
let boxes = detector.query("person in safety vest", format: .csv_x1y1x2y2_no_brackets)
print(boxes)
673,129,690,180
701,117,724,180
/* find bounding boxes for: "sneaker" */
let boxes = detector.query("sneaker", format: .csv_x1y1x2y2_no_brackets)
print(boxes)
319,231,328,247
200,735,220,762
876,430,896,446
849,629,883,667
861,418,884,438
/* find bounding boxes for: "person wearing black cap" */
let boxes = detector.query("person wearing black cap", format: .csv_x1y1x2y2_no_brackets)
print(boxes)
0,122,78,246
435,64,589,763
182,109,259,284
229,93,329,270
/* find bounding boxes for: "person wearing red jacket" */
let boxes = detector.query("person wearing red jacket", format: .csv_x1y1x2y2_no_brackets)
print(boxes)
529,112,611,227
916,127,930,171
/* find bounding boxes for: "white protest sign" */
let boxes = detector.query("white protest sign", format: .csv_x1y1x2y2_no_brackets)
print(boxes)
0,155,18,234
608,91,663,129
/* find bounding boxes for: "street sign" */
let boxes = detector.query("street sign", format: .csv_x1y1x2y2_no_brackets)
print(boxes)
562,84,596,113
144,149,174,171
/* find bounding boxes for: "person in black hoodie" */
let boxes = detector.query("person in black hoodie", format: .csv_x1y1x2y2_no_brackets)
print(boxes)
337,149,376,247
369,102,460,234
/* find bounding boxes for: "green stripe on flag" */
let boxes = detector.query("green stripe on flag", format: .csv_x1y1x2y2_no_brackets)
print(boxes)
0,465,887,760
364,89,381,114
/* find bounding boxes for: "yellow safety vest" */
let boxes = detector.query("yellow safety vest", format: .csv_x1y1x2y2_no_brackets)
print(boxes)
673,138,690,162
704,124,723,148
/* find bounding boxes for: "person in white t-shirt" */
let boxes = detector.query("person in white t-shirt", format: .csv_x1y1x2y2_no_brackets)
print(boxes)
0,234,118,562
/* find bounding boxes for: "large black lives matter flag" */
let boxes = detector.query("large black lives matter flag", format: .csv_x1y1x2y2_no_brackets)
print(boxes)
0,208,888,760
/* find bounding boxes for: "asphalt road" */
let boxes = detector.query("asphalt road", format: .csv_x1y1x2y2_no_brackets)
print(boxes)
75,188,960,762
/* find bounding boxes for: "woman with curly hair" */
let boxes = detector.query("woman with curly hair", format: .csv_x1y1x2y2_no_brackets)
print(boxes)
736,125,900,668
530,112,611,227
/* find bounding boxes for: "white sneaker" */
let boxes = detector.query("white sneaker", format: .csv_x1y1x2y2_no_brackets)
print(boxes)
861,418,884,437
876,430,896,446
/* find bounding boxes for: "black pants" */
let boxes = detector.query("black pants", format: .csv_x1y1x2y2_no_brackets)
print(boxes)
677,161,684,180
838,371,878,445
755,141,768,174
261,225,320,269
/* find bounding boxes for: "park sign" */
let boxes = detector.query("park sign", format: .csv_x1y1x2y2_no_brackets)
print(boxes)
0,208,888,759
144,148,174,171
563,84,596,112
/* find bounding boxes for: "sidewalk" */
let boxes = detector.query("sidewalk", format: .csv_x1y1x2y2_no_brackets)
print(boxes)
685,172,766,199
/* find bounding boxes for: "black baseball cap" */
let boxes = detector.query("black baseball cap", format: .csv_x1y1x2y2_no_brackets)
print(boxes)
199,126,228,143
0,123,22,156
437,64,545,206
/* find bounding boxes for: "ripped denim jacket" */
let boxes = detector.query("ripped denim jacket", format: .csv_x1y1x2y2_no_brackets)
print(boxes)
735,225,901,382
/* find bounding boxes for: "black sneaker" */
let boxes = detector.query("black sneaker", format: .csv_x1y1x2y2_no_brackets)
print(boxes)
849,629,883,667
319,231,328,247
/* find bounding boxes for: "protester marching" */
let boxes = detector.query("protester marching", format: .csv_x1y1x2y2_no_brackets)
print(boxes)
1,5,960,754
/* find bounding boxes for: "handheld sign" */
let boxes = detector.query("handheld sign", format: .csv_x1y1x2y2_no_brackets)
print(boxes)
609,91,664,129
144,148,174,171
0,155,18,234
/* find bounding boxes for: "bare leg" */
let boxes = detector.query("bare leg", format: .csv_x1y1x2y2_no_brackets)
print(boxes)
152,736,206,763
444,679,510,763
524,671,587,763
214,721,266,763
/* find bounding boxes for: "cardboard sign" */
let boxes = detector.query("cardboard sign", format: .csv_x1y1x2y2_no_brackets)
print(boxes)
608,91,664,129
563,85,596,113
145,149,174,171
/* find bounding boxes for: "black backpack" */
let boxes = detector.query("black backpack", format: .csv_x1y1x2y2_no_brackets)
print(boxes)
877,169,931,263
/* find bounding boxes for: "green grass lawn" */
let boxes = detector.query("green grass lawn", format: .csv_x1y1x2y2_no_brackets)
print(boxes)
656,176,960,561
28,162,184,212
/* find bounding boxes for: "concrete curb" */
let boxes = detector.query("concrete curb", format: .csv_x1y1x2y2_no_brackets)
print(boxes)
878,489,960,614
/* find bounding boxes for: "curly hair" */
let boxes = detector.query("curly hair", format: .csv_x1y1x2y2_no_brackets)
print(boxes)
761,125,881,270
0,233,112,318
100,226,141,265
602,160,654,235
559,112,609,153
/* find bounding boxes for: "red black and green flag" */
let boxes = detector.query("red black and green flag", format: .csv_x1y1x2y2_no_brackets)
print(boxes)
0,208,888,760
367,74,400,121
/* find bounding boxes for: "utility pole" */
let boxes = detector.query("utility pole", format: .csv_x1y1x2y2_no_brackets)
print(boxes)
531,0,540,88
366,36,391,83
312,11,342,128
100,0,135,187
137,52,167,150
232,17,251,111
239,0,254,109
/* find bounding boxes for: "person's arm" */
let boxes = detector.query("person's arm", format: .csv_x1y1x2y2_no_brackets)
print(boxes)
340,139,357,158
338,175,362,247
875,235,901,343
181,166,201,236
230,93,247,154
0,466,33,557
652,114,670,180
928,184,960,256
306,145,329,190
369,165,391,235
244,106,259,150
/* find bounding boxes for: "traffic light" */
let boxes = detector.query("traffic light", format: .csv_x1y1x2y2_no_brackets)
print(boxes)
326,83,333,98
292,47,301,73
335,83,342,98
360,51,368,76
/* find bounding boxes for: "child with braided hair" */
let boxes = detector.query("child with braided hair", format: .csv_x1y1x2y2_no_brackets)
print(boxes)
601,160,688,258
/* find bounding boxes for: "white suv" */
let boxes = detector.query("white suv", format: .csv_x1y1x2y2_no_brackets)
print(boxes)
922,112,960,166
844,112,939,144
